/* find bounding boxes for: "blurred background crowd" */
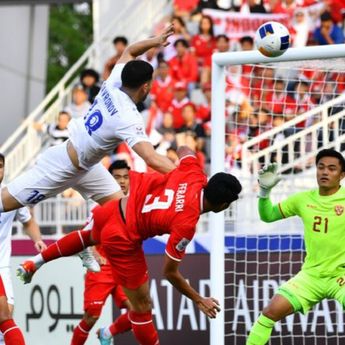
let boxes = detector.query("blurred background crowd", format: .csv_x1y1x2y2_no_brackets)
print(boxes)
35,0,345,187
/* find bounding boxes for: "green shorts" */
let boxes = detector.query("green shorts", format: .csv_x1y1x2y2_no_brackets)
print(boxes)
277,269,345,314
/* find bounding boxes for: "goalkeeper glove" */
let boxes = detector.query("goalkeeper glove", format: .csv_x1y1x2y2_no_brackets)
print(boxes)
258,163,281,198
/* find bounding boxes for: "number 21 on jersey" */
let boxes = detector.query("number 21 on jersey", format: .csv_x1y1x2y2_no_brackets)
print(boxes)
141,189,174,213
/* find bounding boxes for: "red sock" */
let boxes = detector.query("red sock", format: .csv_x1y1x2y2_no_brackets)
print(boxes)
109,312,132,335
0,319,25,345
129,311,159,345
70,319,93,345
42,230,93,262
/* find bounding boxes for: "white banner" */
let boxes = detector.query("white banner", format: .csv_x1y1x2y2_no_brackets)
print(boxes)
11,256,113,345
203,9,290,39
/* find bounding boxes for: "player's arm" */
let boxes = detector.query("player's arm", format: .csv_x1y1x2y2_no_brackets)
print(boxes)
163,255,220,318
132,141,176,173
117,24,174,64
22,217,47,252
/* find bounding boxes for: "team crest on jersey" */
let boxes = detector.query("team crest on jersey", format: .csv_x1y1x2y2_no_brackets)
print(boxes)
335,205,344,216
176,238,190,252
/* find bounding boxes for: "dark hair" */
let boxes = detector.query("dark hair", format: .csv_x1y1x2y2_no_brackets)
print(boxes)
80,69,100,83
113,36,128,45
316,149,345,171
174,39,189,49
158,60,169,68
216,34,229,42
171,15,186,28
0,153,4,165
108,160,130,174
239,36,254,45
199,15,214,36
121,60,154,89
320,11,333,22
58,110,71,118
204,173,242,206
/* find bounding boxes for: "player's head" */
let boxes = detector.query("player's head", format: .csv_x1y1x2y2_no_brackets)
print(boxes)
316,149,345,191
203,173,242,213
121,60,154,103
0,153,4,184
109,160,130,195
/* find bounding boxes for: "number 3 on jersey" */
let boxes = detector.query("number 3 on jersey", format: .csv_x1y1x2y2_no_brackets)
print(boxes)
142,189,174,213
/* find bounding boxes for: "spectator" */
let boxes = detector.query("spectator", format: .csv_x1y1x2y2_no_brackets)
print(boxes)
65,85,91,119
141,46,160,69
216,34,230,53
198,82,212,123
169,39,198,91
239,36,254,51
292,9,310,48
80,68,100,103
33,111,71,146
191,15,216,67
168,81,192,129
173,0,199,18
164,16,191,60
178,103,206,139
313,11,345,45
150,60,175,113
102,36,128,80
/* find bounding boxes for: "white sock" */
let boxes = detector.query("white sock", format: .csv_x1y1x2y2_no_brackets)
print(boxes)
102,326,112,338
0,331,4,345
32,253,44,268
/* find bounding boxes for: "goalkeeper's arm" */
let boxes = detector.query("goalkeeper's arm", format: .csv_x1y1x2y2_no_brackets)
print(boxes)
258,163,284,223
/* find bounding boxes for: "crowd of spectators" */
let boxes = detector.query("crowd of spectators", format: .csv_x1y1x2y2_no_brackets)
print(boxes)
39,0,345,178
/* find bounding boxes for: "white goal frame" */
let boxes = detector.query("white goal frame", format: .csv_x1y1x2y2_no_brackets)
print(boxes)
210,43,345,345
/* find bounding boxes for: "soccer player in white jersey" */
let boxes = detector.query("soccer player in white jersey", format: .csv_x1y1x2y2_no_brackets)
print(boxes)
0,25,176,214
0,154,46,345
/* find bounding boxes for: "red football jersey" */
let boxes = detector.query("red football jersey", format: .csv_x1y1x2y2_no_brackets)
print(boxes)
127,155,207,261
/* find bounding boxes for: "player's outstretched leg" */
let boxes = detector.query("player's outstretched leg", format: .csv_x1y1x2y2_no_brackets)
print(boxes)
17,229,97,284
97,312,132,345
246,295,294,345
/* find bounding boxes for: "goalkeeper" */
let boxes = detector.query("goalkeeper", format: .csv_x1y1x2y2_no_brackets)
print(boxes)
247,149,345,345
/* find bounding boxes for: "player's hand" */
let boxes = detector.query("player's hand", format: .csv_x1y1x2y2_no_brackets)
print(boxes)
258,163,281,198
34,240,47,252
196,297,221,319
155,24,174,47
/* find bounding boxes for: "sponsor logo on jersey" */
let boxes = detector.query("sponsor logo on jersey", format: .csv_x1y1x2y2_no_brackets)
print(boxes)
176,238,190,252
175,183,188,212
307,204,317,209
136,126,144,135
335,205,344,216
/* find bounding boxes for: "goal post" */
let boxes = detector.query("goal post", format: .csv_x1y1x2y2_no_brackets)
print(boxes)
210,44,345,345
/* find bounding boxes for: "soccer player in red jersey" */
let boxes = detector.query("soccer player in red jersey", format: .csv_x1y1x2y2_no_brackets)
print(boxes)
18,146,242,345
71,160,132,345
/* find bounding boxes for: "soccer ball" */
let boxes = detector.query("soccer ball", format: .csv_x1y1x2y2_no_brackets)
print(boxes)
255,21,290,57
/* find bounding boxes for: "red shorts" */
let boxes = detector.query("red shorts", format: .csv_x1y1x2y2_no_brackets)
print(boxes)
84,264,128,312
92,200,149,290
0,275,5,297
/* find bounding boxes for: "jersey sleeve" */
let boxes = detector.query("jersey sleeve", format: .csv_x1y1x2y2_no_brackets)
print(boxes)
121,121,150,148
165,226,196,262
15,207,32,224
106,63,125,88
279,192,303,218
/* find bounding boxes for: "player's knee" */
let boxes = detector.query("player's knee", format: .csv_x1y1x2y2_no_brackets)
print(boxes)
262,304,281,322
84,305,102,324
132,295,153,313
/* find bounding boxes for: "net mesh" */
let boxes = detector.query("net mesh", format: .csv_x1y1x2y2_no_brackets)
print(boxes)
223,58,345,344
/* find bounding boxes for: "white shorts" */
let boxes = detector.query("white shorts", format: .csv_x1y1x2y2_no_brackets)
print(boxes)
6,141,121,206
0,268,14,305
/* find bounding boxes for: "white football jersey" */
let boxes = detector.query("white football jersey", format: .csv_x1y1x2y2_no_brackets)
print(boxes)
68,63,150,169
0,207,31,268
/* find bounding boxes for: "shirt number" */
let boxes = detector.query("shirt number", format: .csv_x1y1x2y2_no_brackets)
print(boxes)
141,189,175,213
312,216,329,234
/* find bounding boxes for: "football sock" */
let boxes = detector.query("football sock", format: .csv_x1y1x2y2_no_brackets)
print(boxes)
42,230,92,263
0,319,25,345
70,319,92,345
246,314,275,345
108,312,132,336
129,311,159,345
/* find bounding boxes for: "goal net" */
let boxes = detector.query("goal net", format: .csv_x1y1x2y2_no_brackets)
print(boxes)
209,45,345,345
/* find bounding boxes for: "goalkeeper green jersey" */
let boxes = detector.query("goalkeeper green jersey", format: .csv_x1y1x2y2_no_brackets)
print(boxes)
278,186,345,276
